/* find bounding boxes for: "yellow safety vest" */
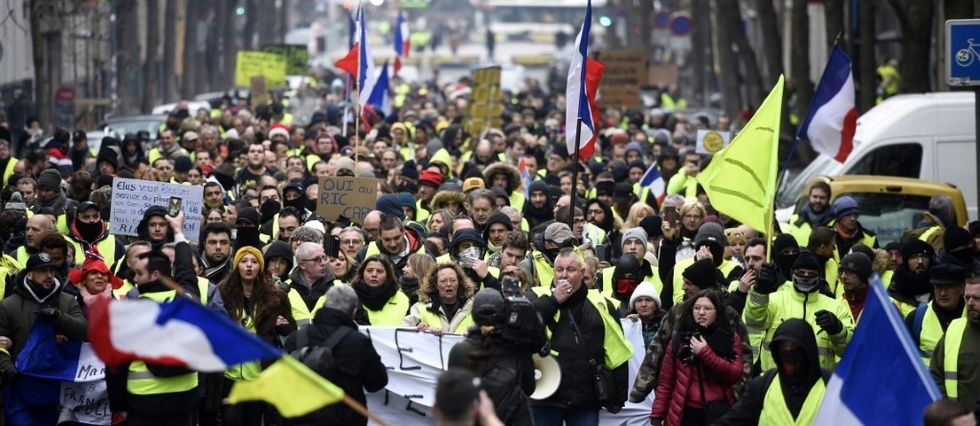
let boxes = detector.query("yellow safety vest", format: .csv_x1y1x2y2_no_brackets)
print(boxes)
943,318,969,399
600,266,663,310
128,290,198,395
365,240,426,260
530,287,633,369
419,303,474,334
15,246,29,267
919,304,966,366
584,224,606,246
2,157,17,184
759,375,825,425
67,236,119,270
531,251,555,288
287,281,340,327
362,290,410,326
508,190,526,212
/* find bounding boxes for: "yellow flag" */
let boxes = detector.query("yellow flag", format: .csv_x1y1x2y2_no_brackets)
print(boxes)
227,355,345,418
696,75,784,235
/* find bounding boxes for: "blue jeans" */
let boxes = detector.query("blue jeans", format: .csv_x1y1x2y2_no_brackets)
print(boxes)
531,405,600,426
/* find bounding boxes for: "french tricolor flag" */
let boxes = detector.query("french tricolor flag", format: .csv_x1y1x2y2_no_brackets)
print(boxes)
797,46,857,163
518,156,533,198
813,276,940,425
394,11,410,76
335,5,378,132
639,162,666,206
564,0,603,162
367,60,392,117
88,297,282,371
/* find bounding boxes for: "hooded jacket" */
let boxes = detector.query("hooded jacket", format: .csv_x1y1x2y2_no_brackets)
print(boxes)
0,270,88,376
264,240,295,279
715,319,830,425
482,211,514,254
136,206,175,249
523,181,555,229
450,228,501,290
483,162,522,194
430,190,466,213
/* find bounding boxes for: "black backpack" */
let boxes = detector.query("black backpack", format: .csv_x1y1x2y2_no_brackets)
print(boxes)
291,326,354,389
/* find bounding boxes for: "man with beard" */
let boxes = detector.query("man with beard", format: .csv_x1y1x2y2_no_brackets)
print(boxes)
522,181,554,229
199,223,233,283
0,253,87,425
235,142,270,197
33,169,69,233
889,239,936,317
490,231,528,270
360,214,426,279
930,275,980,408
273,207,303,242
66,202,125,270
907,264,967,367
837,252,873,321
482,211,513,264
831,196,878,256
784,182,834,246
745,251,855,372
148,129,188,164
14,214,54,266
713,320,831,425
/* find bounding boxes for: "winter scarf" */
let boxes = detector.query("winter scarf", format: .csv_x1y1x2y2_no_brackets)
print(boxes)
356,279,400,311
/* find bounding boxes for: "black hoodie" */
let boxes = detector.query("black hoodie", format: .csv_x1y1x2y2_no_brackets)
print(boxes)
482,211,513,253
523,181,554,229
451,228,501,291
136,206,175,249
715,318,829,425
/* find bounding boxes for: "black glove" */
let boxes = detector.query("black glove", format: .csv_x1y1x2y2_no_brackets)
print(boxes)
754,263,782,294
38,307,60,322
651,419,664,426
815,310,844,335
2,367,18,384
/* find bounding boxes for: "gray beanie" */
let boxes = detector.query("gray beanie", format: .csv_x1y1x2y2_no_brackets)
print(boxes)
622,227,648,250
37,169,62,192
694,222,727,251
5,192,27,212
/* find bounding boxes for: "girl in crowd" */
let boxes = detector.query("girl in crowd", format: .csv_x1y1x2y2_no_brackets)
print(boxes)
350,254,409,326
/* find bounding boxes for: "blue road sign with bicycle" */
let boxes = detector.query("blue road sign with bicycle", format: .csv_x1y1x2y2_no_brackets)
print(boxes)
947,19,980,86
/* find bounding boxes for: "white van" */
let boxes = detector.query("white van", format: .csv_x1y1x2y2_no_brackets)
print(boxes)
776,92,978,221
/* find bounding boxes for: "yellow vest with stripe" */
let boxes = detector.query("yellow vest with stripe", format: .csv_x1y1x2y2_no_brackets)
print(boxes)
943,318,971,399
919,303,966,366
919,226,941,245
287,281,340,327
67,236,119,271
758,375,825,425
2,157,17,184
584,224,606,246
224,310,263,381
128,290,198,395
509,190,526,211
365,240,426,260
415,200,431,223
600,266,663,310
530,287,633,369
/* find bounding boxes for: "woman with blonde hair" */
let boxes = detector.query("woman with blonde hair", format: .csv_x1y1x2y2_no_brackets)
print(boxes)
350,254,409,325
679,201,707,241
326,250,358,284
426,208,456,235
625,203,657,230
401,253,436,305
401,263,475,335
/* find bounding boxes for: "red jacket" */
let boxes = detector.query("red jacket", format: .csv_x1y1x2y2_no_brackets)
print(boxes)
651,333,743,426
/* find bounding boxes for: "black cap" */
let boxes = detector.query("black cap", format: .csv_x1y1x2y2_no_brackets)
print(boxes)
613,182,634,204
72,130,87,142
77,201,99,214
237,207,260,226
930,263,967,286
26,253,58,274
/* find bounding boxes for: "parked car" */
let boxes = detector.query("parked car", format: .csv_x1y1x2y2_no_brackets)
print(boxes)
99,115,166,142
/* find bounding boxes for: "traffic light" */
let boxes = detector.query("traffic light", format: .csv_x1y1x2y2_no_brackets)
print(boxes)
236,6,245,15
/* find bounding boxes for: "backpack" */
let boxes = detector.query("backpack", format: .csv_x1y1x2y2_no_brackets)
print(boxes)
291,326,354,389
912,303,929,346
481,360,530,425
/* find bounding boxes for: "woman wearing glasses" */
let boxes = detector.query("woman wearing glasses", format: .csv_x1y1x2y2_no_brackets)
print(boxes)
651,290,742,426
350,254,410,326
401,263,476,336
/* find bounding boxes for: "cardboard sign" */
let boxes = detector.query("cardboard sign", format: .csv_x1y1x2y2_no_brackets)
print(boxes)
261,44,310,76
316,177,377,224
464,66,503,135
109,178,204,242
596,49,649,108
235,51,287,88
696,129,731,154
250,76,270,109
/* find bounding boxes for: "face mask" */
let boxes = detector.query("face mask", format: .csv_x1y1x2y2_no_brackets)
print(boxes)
75,220,103,242
458,247,481,268
776,253,799,274
236,226,260,244
792,273,820,293
616,278,639,296
777,347,805,377
283,196,306,212
543,248,561,263
304,198,317,213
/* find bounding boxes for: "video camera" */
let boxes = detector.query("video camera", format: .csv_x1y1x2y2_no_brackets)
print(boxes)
496,277,547,351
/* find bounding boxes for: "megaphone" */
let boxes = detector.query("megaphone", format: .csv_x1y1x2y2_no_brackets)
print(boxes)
529,354,561,400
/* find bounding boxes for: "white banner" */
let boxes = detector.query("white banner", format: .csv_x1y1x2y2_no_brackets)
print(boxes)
363,319,654,425
109,177,204,242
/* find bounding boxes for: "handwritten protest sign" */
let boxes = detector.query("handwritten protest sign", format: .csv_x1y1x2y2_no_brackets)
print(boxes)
317,177,377,224
109,178,204,242
596,49,648,108
235,51,287,88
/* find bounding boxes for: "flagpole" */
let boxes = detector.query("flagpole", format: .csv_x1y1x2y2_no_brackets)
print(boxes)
567,118,583,231
341,394,390,426
354,80,360,164
342,76,351,137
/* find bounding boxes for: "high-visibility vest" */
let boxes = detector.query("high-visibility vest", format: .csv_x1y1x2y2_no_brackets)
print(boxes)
918,303,966,366
67,235,119,270
365,240,426,260
529,287,633,368
584,224,606,246
2,157,17,184
15,246,29,267
418,302,474,334
508,190,525,211
943,318,970,399
362,290,410,326
287,281,341,327
758,375,825,425
128,290,198,395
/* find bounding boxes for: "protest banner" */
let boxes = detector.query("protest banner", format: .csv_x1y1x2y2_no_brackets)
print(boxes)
317,177,377,224
596,49,648,108
261,44,310,76
235,51,287,88
109,177,204,242
696,129,731,154
464,66,503,136
362,318,652,425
